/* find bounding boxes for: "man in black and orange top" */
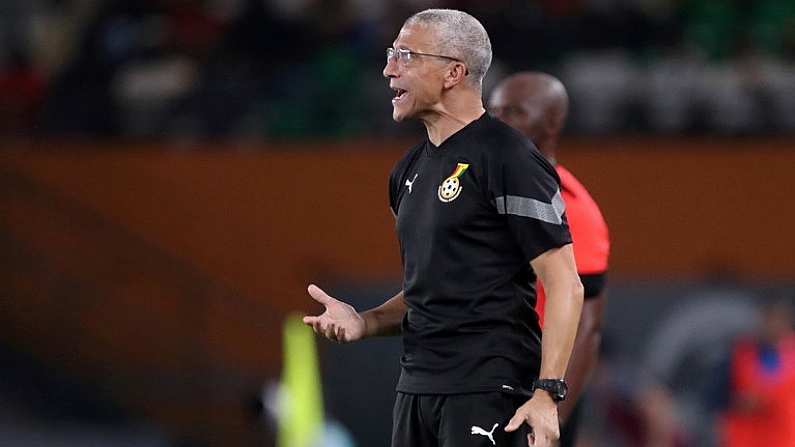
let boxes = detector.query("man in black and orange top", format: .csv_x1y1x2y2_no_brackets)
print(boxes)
489,72,610,447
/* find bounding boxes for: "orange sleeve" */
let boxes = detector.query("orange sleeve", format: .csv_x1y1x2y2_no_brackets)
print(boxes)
535,166,610,326
558,166,609,274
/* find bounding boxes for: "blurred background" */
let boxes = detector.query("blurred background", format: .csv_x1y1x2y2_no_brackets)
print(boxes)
1,0,794,446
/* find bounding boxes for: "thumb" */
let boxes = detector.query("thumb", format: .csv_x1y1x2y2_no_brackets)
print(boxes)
307,284,334,305
504,412,524,432
302,316,320,325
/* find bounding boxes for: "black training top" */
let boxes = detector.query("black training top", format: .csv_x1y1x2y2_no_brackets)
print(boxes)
388,113,572,394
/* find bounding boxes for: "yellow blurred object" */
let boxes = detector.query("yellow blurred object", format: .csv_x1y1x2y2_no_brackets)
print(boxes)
278,313,324,447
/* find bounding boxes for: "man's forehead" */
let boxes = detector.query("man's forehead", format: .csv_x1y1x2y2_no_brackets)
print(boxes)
489,86,523,107
492,82,545,107
393,24,435,51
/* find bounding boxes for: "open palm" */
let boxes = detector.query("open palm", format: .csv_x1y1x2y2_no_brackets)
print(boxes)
302,284,366,343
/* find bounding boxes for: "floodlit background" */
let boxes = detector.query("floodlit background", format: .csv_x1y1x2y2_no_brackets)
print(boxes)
1,1,794,446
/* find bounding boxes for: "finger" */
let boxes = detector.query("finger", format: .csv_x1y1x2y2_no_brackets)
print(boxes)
537,428,556,447
336,326,344,342
307,284,333,305
527,432,535,447
538,433,551,447
339,327,347,342
312,321,323,335
505,412,525,432
324,323,336,340
538,424,557,444
303,316,320,325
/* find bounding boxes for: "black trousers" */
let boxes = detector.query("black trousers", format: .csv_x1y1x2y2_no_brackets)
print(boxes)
391,391,533,447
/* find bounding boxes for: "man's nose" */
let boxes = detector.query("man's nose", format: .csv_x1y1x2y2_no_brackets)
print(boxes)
383,57,398,78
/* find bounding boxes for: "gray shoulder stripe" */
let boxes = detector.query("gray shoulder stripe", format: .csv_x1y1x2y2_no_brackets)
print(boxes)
494,190,566,224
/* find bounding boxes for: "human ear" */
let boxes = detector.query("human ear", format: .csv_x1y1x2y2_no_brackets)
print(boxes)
443,63,467,89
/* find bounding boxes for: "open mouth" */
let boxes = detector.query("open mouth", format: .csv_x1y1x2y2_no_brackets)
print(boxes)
392,87,408,102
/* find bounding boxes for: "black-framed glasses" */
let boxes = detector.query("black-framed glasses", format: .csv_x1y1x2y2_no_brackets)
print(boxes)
386,47,468,74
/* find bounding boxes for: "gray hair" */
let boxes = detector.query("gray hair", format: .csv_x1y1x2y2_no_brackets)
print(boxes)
405,9,492,90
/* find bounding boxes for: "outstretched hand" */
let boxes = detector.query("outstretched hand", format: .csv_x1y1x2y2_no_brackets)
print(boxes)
505,392,560,446
302,284,366,343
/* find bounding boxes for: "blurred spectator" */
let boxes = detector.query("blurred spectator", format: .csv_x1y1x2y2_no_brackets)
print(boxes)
639,287,760,446
717,296,795,447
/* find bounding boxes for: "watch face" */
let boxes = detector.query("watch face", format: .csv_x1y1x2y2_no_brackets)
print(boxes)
556,382,568,399
535,379,568,402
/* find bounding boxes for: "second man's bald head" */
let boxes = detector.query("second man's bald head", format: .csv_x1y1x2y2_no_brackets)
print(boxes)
488,72,569,160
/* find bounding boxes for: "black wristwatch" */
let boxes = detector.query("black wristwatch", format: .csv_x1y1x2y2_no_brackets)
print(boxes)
532,378,568,402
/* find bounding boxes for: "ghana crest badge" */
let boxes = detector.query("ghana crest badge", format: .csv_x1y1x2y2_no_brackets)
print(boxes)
438,163,470,203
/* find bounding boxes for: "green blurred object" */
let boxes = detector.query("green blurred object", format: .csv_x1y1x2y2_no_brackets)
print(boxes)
278,313,324,447
750,0,795,55
265,47,368,138
683,0,739,60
